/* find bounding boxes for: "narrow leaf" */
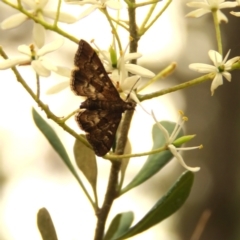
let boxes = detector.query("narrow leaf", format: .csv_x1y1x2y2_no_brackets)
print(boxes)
37,207,58,240
104,212,134,240
121,121,183,194
115,171,194,239
73,138,97,191
33,108,96,208
32,108,75,175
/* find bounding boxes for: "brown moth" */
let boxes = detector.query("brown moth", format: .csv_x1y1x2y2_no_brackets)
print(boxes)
71,40,136,156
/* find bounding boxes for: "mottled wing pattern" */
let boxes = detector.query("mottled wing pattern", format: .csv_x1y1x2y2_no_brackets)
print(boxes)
71,40,120,101
76,110,122,156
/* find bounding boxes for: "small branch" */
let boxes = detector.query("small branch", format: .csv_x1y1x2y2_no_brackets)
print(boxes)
138,2,157,35
135,0,160,8
212,10,222,55
61,109,79,122
104,145,166,160
128,0,139,60
54,0,62,27
101,8,122,51
138,62,176,92
94,3,139,237
0,47,91,149
94,161,121,240
109,17,129,32
0,47,97,210
93,110,135,240
139,0,172,36
36,73,40,99
2,0,78,44
17,0,22,8
138,73,215,102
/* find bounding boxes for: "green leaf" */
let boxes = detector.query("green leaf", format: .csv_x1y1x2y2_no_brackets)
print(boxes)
37,207,58,240
121,121,183,195
73,138,97,191
32,108,97,208
32,108,76,175
103,212,134,240
115,171,194,240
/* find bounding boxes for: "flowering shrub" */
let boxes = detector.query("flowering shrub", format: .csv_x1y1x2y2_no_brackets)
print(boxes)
1,0,239,239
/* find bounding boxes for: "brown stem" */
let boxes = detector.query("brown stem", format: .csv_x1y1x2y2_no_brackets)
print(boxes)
128,0,139,61
94,0,138,237
93,110,134,240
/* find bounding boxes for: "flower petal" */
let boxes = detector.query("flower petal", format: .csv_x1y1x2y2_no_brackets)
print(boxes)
222,49,231,64
0,57,30,69
219,2,238,9
66,0,98,5
33,23,45,48
189,63,216,73
151,111,170,141
105,0,122,9
125,64,155,78
31,60,51,77
46,81,69,94
217,10,228,23
121,75,140,91
1,13,28,30
124,53,142,62
225,56,240,68
222,71,231,82
37,39,64,56
78,5,98,19
39,57,58,71
22,0,48,9
43,10,78,23
186,2,209,9
230,11,240,17
211,73,223,95
185,9,210,18
208,50,222,66
52,66,71,77
18,45,32,56
168,144,200,172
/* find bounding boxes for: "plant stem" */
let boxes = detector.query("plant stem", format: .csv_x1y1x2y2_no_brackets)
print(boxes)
93,110,134,240
212,10,222,55
138,0,172,36
128,0,139,57
0,47,91,148
54,0,62,27
2,0,78,44
138,73,215,102
94,0,139,238
104,145,166,160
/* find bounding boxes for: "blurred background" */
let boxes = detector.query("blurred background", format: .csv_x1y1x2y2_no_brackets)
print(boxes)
1,0,240,239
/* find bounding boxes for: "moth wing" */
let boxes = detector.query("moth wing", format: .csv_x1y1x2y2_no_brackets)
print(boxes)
71,40,121,101
75,110,122,156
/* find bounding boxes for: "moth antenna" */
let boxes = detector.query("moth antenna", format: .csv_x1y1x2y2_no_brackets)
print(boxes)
126,77,140,101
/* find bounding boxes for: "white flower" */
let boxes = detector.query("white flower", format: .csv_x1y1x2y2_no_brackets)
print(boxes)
0,39,65,77
186,0,238,23
189,50,239,95
93,40,155,99
65,0,122,19
230,0,240,16
1,0,77,48
47,39,155,100
230,11,240,16
152,110,201,172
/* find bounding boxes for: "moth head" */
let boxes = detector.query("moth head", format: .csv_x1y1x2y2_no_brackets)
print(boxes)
125,101,136,110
